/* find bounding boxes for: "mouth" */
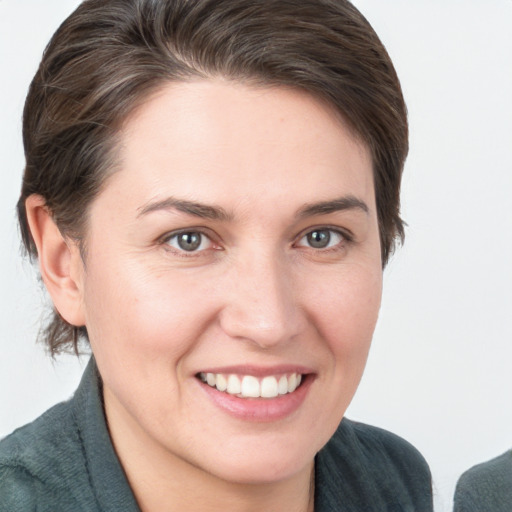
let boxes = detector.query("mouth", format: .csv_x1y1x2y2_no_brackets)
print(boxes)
197,372,304,399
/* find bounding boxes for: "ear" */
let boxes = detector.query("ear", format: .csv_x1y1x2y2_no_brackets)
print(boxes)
25,195,86,327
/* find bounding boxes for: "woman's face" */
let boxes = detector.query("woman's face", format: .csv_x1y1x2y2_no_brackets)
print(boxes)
75,81,382,485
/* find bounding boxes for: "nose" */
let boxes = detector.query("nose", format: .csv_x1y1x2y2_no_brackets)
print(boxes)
219,251,306,349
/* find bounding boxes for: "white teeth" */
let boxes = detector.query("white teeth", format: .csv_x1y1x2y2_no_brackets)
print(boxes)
241,376,260,397
278,375,288,395
216,374,227,392
261,376,278,398
288,373,298,393
227,374,241,394
199,372,303,399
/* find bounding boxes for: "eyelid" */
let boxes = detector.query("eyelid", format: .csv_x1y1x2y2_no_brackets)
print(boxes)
159,227,221,254
293,225,354,247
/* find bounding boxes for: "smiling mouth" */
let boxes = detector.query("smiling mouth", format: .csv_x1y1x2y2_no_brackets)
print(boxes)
197,372,303,399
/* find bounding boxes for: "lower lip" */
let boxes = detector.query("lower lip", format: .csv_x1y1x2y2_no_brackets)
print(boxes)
198,376,313,422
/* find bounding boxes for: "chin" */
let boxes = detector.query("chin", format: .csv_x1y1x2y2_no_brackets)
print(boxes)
200,438,316,485
217,461,308,486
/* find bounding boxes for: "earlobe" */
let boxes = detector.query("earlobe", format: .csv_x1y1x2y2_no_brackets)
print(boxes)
25,194,86,327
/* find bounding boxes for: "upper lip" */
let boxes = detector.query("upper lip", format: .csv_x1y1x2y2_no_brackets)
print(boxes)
195,365,314,377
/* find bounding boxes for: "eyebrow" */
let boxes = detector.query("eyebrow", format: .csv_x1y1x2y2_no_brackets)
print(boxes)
297,195,369,218
137,194,368,221
137,197,232,221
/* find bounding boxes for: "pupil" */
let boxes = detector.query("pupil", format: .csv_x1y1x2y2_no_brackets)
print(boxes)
308,230,330,248
178,232,201,251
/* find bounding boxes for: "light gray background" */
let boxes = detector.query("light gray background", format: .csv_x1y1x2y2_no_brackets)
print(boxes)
1,2,511,511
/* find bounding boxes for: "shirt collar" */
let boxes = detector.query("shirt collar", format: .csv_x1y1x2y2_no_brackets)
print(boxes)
72,356,141,511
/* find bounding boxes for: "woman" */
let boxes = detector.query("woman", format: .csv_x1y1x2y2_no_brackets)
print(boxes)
0,0,433,510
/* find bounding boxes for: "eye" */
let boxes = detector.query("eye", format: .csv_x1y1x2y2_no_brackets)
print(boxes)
165,231,213,252
296,228,345,250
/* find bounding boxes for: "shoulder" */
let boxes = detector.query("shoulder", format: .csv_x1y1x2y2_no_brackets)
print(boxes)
327,418,432,479
0,464,38,512
315,418,433,511
0,400,90,510
454,450,512,512
0,400,78,477
344,418,431,475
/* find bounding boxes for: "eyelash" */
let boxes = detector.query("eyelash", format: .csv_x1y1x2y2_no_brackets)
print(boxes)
160,228,219,256
160,226,352,256
294,227,352,252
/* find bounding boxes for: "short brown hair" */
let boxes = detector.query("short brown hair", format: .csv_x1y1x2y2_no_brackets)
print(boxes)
18,0,408,355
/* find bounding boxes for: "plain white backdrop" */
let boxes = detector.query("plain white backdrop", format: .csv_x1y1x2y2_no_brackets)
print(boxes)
1,2,511,511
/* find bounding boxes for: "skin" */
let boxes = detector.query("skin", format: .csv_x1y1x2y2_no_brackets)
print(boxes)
28,81,383,511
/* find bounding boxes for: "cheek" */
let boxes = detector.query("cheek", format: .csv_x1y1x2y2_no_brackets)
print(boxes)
82,262,220,422
309,264,382,364
295,264,382,435
82,257,219,361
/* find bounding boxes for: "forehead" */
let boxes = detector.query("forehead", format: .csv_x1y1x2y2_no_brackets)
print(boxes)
104,80,374,216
